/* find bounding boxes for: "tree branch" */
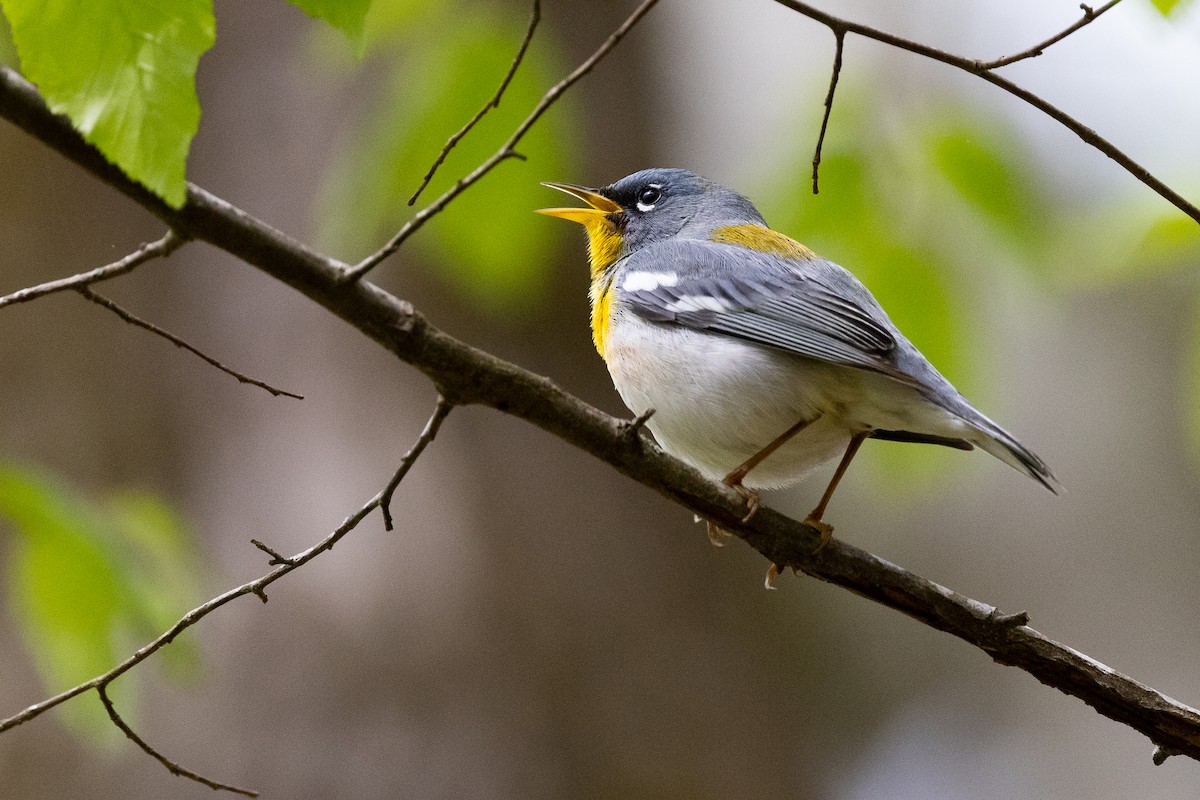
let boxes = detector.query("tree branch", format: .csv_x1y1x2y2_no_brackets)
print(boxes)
772,0,1200,226
407,0,542,206
978,1,1122,70
97,684,257,797
0,230,183,310
344,0,661,281
77,286,304,400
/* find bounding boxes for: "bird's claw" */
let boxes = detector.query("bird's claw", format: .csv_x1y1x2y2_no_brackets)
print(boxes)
706,521,732,548
725,481,760,523
804,516,834,552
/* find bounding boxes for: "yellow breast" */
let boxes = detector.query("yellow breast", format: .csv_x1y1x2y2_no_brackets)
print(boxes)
590,276,615,359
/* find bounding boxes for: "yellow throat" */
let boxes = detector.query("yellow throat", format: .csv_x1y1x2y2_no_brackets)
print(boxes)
537,183,626,359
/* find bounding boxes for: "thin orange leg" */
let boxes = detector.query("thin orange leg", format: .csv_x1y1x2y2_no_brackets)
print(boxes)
805,430,870,550
722,416,816,522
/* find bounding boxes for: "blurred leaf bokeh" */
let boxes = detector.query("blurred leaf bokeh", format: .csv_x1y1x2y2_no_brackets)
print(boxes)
317,1,577,313
0,466,198,735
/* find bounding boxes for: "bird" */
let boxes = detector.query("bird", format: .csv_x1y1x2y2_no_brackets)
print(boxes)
537,168,1057,576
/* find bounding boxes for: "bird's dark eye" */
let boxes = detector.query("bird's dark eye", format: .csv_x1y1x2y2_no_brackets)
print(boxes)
635,185,662,212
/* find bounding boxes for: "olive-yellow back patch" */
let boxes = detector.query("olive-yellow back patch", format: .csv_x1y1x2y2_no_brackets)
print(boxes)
710,224,815,260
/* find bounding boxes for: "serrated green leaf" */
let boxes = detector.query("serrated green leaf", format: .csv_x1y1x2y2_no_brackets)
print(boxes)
0,465,199,734
0,0,215,207
288,0,373,50
318,8,575,312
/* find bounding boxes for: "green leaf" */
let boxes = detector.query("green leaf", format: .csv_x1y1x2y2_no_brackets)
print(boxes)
1149,0,1184,16
287,0,373,50
0,0,215,207
0,465,199,733
318,8,575,313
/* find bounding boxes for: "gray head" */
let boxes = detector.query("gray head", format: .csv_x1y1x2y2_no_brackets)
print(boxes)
539,168,766,271
598,168,766,254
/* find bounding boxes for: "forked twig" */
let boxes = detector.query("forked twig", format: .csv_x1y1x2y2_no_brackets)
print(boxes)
773,0,1199,224
408,0,542,205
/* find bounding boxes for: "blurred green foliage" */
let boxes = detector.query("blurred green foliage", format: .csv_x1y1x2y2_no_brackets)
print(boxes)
0,465,199,734
317,1,575,312
0,10,13,67
288,0,373,50
1150,0,1187,16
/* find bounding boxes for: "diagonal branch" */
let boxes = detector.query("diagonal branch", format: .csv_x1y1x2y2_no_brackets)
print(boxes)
97,684,257,797
407,0,542,206
0,230,183,310
979,0,1123,70
772,0,1200,226
344,0,661,281
77,287,304,400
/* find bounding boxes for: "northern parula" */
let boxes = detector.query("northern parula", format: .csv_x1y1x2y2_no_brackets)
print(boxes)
538,168,1057,555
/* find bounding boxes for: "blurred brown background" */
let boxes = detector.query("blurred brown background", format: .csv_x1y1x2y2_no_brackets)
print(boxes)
2,0,1200,797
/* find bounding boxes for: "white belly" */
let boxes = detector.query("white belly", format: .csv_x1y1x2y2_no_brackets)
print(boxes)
603,314,972,490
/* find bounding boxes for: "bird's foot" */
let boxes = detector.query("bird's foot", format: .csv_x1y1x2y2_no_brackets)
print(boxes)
723,476,761,523
803,515,834,552
706,521,732,548
765,563,781,590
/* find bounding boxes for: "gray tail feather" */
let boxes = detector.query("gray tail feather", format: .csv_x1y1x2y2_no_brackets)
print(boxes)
966,414,1060,494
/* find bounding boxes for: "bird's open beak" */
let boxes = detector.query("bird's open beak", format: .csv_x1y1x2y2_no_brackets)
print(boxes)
536,182,622,223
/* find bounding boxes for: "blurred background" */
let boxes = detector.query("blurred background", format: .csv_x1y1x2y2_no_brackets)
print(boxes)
2,0,1200,797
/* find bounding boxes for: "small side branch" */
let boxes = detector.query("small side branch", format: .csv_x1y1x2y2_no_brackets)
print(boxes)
0,230,183,310
97,684,258,797
811,28,844,195
77,287,304,400
344,0,661,282
380,396,454,531
978,1,1121,70
407,0,542,205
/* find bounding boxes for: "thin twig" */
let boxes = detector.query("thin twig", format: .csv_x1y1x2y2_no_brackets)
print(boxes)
250,538,296,566
344,0,661,282
380,396,454,531
77,287,305,400
979,0,1121,70
97,684,258,797
771,0,1200,225
407,0,542,206
0,231,183,310
811,29,844,194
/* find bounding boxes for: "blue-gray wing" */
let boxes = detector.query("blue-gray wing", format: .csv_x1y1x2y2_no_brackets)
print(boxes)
618,239,919,385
